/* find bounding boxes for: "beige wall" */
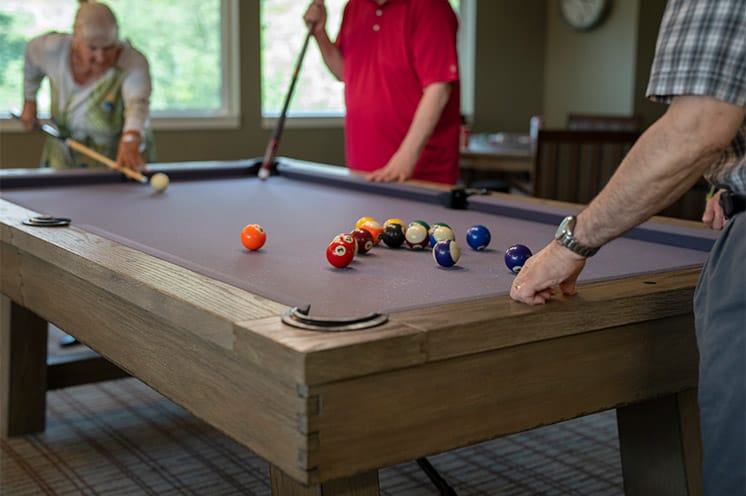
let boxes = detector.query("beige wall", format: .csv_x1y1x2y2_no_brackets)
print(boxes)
0,0,669,169
543,0,640,127
472,0,546,134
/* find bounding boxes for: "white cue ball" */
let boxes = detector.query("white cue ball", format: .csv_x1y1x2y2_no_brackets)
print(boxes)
150,172,170,193
258,167,270,180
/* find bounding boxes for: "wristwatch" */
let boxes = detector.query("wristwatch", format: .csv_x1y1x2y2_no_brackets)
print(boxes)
554,215,599,257
121,132,140,143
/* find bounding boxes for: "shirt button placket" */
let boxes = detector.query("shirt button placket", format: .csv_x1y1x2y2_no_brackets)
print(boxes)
373,7,383,31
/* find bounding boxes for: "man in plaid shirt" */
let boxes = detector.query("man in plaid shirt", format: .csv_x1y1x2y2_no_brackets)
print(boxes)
511,1,745,494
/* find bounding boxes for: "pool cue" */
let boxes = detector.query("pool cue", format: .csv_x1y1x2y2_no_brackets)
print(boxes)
64,136,148,184
258,25,315,180
11,112,147,184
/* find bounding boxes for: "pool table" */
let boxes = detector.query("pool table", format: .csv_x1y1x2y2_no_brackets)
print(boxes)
1,158,715,495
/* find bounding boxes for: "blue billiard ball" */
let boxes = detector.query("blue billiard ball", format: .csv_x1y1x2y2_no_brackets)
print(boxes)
504,244,532,273
433,239,461,267
466,225,491,251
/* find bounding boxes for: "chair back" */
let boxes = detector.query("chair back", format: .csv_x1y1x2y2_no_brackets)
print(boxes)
532,129,639,204
566,113,640,132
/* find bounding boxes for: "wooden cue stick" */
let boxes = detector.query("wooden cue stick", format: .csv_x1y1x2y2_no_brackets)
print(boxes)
9,112,147,184
259,25,315,179
65,138,148,184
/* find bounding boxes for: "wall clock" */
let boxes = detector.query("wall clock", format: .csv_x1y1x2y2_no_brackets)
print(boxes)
559,0,611,31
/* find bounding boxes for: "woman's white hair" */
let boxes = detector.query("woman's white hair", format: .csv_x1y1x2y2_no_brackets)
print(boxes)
73,1,119,44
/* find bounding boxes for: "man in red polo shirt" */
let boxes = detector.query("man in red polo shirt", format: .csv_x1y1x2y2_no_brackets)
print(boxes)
304,0,461,185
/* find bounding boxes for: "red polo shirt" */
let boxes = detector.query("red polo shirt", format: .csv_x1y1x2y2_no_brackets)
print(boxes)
336,0,461,184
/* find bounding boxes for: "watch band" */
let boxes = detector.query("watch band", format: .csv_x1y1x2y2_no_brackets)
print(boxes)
555,215,600,257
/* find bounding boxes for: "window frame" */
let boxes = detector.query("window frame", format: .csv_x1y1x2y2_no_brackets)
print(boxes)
0,0,240,132
260,0,475,130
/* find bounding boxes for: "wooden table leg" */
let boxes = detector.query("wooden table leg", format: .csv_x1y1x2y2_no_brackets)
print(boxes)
269,465,380,496
1,295,48,437
617,390,703,496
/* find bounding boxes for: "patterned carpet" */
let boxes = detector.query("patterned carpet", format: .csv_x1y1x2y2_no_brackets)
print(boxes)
1,332,624,496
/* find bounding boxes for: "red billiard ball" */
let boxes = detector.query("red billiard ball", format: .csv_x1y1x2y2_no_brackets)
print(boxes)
326,240,355,268
350,228,374,254
240,224,266,251
405,223,429,249
333,233,358,255
505,244,532,273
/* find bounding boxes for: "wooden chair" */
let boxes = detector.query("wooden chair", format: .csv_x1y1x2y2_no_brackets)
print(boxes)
566,113,640,132
532,129,639,204
531,129,710,221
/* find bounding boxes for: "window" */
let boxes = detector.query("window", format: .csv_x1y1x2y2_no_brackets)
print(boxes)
260,0,469,121
0,0,238,129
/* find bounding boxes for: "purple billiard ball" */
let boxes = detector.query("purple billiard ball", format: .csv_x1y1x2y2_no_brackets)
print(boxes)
433,239,461,267
504,244,532,273
466,225,491,251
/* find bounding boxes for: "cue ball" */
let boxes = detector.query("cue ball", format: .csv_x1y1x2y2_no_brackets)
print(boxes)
466,225,491,251
240,224,267,251
433,239,461,267
149,172,170,192
504,244,532,273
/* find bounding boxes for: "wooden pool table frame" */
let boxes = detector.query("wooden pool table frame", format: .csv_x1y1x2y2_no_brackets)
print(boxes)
1,161,703,495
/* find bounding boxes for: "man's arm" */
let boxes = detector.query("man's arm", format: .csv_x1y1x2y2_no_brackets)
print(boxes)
21,35,54,130
511,95,745,305
366,81,453,182
576,95,744,246
304,0,343,81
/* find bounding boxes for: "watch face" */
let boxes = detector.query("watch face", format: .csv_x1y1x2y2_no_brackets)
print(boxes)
559,0,611,31
555,215,573,239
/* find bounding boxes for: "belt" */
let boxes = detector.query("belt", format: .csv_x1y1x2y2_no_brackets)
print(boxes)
719,190,746,219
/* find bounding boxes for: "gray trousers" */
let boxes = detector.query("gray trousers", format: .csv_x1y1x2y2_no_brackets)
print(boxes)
694,211,746,495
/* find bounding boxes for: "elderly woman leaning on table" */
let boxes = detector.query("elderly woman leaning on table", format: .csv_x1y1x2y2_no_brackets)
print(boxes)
20,1,153,172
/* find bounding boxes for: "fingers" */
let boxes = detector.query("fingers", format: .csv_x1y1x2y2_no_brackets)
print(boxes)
116,143,145,171
702,190,726,231
508,243,586,305
304,1,325,30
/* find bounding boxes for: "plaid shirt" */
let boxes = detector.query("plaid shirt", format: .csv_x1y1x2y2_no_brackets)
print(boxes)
646,0,746,193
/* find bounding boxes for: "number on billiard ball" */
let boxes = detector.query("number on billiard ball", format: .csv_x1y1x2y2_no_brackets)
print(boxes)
240,224,266,251
466,225,491,251
504,244,532,273
433,239,461,267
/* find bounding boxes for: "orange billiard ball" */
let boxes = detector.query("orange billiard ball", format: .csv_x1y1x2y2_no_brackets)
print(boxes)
360,220,383,245
240,224,266,251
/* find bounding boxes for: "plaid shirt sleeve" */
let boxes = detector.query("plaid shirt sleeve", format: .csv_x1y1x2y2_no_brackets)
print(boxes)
646,0,746,192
